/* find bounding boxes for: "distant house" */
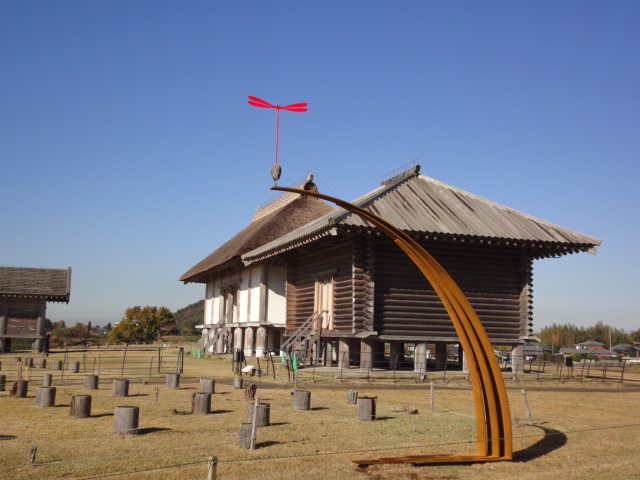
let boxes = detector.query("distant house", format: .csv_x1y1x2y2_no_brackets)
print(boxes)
575,340,606,351
0,267,71,352
181,165,601,370
612,344,640,356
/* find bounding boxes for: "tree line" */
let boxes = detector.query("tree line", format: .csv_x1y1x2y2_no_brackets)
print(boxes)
536,321,640,351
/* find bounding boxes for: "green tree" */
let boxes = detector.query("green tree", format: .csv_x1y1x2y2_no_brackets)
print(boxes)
108,306,175,344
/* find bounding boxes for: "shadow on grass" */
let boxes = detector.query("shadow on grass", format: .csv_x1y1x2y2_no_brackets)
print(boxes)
256,441,281,448
211,410,234,415
90,413,114,418
310,407,329,411
137,427,171,435
513,425,568,462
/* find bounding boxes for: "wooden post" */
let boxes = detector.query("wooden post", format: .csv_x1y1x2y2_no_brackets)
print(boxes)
430,381,435,413
250,397,259,450
71,395,92,418
35,386,56,407
207,456,218,480
113,405,139,434
521,389,533,425
201,379,216,394
357,396,377,421
35,358,46,369
52,360,62,370
43,374,52,387
166,373,180,389
192,392,211,414
15,380,28,398
69,361,80,373
112,379,129,397
233,377,243,389
84,375,99,390
293,390,311,410
248,401,271,427
239,423,252,449
0,374,5,392
347,390,358,405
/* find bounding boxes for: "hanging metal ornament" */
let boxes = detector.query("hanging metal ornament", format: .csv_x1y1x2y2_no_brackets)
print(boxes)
247,96,308,185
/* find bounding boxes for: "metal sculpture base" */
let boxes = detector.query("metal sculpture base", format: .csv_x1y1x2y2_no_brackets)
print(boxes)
272,186,513,466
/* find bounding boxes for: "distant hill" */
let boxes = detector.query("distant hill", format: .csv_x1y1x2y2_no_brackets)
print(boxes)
174,299,205,334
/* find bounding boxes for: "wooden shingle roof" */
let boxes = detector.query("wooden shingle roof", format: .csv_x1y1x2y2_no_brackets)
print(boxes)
0,267,71,303
242,166,602,264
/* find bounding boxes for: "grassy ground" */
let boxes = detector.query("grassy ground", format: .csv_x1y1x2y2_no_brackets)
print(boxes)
1,347,639,480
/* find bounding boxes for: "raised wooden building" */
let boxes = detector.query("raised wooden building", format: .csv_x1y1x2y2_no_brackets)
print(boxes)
0,266,71,352
181,166,601,369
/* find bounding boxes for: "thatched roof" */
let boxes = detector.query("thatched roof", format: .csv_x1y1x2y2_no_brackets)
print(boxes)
0,267,71,303
242,165,602,264
180,193,335,283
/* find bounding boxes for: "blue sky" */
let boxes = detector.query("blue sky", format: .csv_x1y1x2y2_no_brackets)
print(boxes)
2,2,638,331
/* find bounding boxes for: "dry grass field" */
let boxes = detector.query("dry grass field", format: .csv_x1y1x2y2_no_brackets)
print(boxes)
1,347,639,480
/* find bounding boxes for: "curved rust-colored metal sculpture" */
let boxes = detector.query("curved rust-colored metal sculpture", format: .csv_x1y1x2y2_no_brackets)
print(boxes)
272,186,512,465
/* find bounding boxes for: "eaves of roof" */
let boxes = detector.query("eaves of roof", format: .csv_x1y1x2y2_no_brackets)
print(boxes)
0,266,71,303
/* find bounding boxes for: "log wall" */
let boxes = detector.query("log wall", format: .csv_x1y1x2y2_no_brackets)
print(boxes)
373,237,529,341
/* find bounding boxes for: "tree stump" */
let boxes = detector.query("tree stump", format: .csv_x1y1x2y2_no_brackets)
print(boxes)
35,358,47,369
357,396,377,421
347,390,358,405
201,379,215,394
84,375,99,390
166,373,180,389
293,390,311,410
35,386,56,407
113,406,139,434
244,384,257,400
68,361,80,373
52,360,62,370
71,395,92,418
248,402,271,427
192,392,211,414
233,377,243,389
43,374,53,387
112,379,129,397
239,423,253,449
15,380,28,398
0,374,6,392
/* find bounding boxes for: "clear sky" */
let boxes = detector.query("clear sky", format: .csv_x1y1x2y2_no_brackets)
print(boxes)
2,2,638,332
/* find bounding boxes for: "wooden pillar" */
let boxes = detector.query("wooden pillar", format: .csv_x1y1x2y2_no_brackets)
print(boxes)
35,386,56,407
43,374,52,387
112,379,129,397
233,327,243,353
239,423,252,449
113,406,139,434
233,377,243,389
347,390,358,404
244,327,254,357
293,390,311,410
16,380,28,398
360,339,373,372
255,327,267,357
389,342,404,369
192,392,211,414
357,396,377,421
201,379,215,394
71,395,92,418
323,340,335,367
35,358,46,369
52,360,62,370
248,402,271,426
84,375,99,390
69,361,80,373
435,342,447,370
0,304,7,338
338,339,351,368
34,303,46,352
166,373,180,389
414,342,428,372
512,344,525,374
